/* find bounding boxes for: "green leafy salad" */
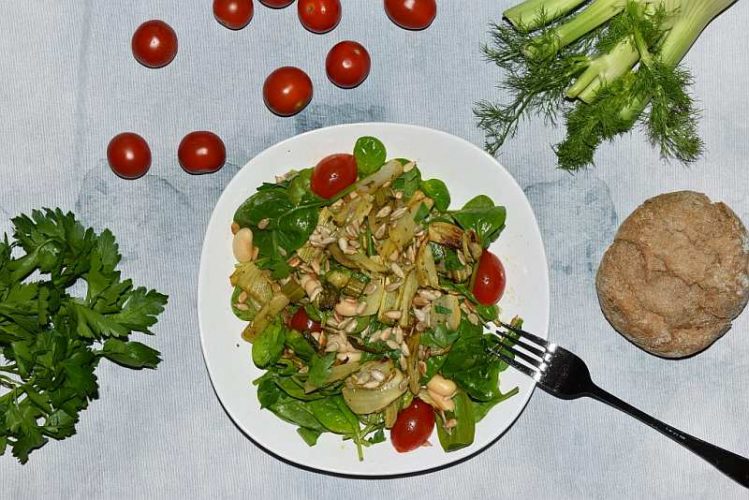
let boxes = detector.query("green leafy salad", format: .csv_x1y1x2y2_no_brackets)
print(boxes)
229,137,519,459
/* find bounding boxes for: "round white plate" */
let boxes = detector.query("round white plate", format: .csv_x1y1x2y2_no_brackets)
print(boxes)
198,123,549,476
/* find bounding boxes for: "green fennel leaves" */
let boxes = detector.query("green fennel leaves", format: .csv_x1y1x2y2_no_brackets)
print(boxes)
476,0,737,170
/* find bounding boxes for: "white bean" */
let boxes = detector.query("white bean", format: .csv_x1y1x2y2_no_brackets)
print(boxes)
427,374,457,397
232,228,254,262
335,298,359,316
428,390,456,412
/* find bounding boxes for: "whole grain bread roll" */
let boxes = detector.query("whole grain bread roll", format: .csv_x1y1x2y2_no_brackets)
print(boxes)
596,191,749,358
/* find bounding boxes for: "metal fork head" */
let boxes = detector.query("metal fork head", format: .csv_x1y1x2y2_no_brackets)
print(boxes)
488,322,593,399
488,322,556,383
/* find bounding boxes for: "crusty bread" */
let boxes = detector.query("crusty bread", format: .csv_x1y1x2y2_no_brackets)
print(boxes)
596,191,749,358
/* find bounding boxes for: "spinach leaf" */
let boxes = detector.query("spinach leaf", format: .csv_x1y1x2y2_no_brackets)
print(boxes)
269,396,324,431
252,320,286,369
436,391,475,452
297,427,322,446
462,195,494,210
273,357,299,377
420,324,459,349
392,167,422,199
275,206,320,252
234,188,291,227
287,169,319,206
276,378,329,401
472,386,519,422
284,329,316,362
475,303,499,323
421,354,446,384
255,376,324,430
451,196,506,247
307,353,335,390
233,183,321,279
256,376,282,409
420,179,451,211
308,396,359,435
308,396,370,460
354,137,387,175
440,320,503,401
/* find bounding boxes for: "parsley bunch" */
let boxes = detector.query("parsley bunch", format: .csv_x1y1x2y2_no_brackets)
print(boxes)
0,209,168,463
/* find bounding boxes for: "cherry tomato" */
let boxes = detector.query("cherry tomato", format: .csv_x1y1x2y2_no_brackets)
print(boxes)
391,398,435,453
298,0,341,34
107,133,152,180
288,308,322,333
178,131,226,175
384,0,436,30
131,20,178,68
326,41,371,89
310,154,357,199
259,0,294,8
214,0,254,30
263,66,313,116
472,250,506,305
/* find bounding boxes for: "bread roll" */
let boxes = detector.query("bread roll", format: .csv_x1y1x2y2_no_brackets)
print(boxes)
596,191,749,358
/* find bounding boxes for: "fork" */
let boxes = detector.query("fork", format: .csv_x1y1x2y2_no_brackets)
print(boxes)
488,322,749,488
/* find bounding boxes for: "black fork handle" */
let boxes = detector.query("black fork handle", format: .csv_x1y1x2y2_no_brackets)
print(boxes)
587,384,749,488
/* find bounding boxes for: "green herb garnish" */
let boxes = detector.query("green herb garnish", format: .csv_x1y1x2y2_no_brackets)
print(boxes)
0,209,168,463
475,0,737,170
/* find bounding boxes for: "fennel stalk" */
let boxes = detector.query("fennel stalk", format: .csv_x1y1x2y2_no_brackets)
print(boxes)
475,0,738,170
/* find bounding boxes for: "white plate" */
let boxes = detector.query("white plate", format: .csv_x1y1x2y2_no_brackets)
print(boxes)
198,123,549,476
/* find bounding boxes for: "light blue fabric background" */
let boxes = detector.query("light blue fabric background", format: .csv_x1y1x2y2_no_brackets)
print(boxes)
1,1,748,498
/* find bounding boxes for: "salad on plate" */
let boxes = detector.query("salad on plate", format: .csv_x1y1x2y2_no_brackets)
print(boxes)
228,136,520,459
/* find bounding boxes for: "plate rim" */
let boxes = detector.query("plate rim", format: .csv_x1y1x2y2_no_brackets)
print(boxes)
197,122,550,476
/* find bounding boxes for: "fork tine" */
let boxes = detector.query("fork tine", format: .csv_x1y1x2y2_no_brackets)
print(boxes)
494,340,544,371
494,328,545,359
487,346,537,379
500,321,548,348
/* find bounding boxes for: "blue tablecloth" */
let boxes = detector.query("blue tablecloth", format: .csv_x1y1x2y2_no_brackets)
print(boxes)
2,1,748,498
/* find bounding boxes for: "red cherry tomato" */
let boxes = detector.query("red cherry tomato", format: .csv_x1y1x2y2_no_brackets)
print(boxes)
178,131,227,175
326,41,371,89
260,0,294,8
288,308,322,333
391,398,435,453
263,66,313,116
213,0,254,30
298,0,341,34
310,154,357,199
384,0,436,30
131,20,178,68
472,250,506,305
107,133,152,180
